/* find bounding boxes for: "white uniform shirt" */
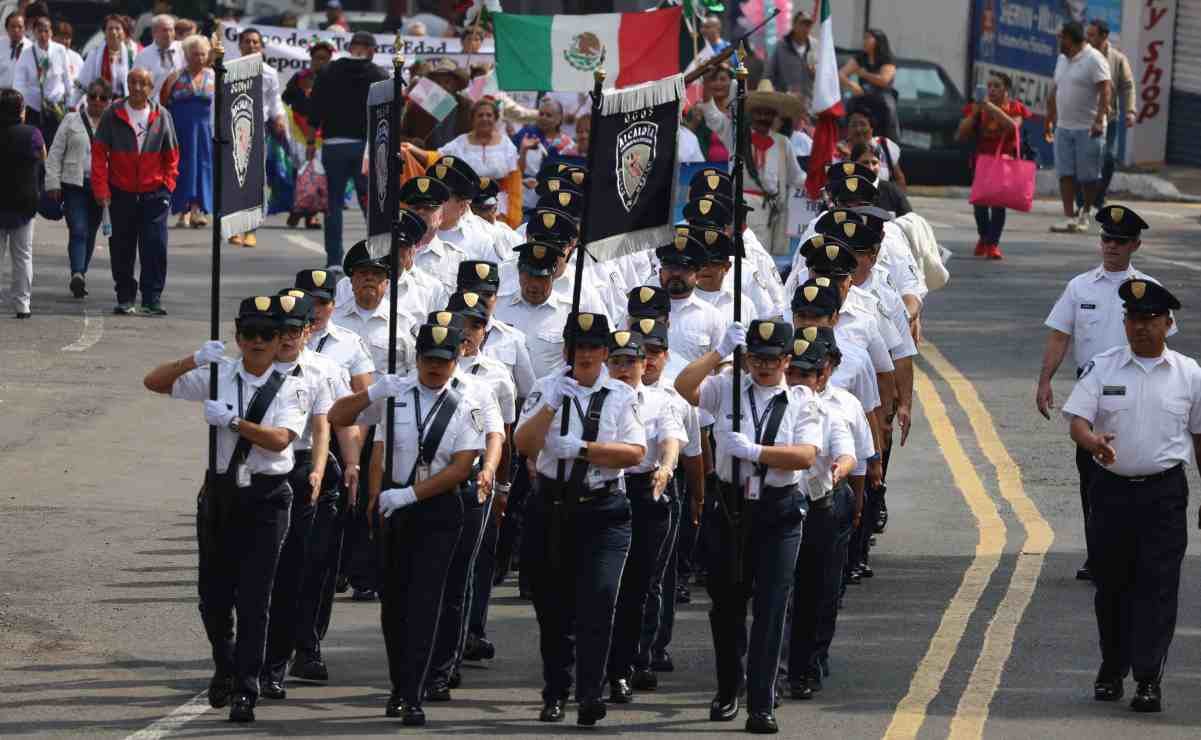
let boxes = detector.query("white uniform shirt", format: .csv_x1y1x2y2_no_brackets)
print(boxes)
646,375,703,458
837,307,895,373
0,36,31,89
845,284,907,357
741,227,788,318
493,289,574,380
859,266,919,360
14,41,73,113
133,40,184,98
171,360,307,474
697,371,824,487
262,64,285,124
669,293,730,362
439,211,502,263
333,269,448,330
481,318,537,398
331,299,416,378
829,339,882,414
1062,346,1201,477
520,369,646,484
308,321,375,379
376,376,487,484
1045,264,1177,372
414,237,467,293
801,398,856,500
627,383,689,474
275,348,342,450
820,384,875,476
457,355,517,425
695,286,755,324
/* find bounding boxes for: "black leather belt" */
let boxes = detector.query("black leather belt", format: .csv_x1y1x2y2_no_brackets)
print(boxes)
1096,463,1183,485
294,449,313,463
715,480,799,499
537,473,622,505
810,494,834,510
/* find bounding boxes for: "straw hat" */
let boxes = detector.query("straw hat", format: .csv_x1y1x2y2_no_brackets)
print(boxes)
746,79,802,119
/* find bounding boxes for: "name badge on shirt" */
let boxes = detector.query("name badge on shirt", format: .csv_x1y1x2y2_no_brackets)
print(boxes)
1080,303,1097,309
745,477,761,501
1102,385,1126,396
415,462,431,482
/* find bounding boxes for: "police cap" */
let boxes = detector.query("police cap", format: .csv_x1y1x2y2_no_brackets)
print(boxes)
294,268,335,301
515,242,564,276
399,175,451,207
342,239,388,275
608,329,645,358
527,209,579,245
538,162,588,188
627,285,670,320
683,195,732,227
791,276,842,316
426,309,466,331
564,311,610,347
826,160,875,182
789,325,830,371
628,316,669,348
805,239,858,277
1119,279,1180,316
656,233,709,269
275,290,315,326
395,208,428,247
814,208,864,236
688,167,733,204
852,205,892,238
237,295,283,328
457,260,500,294
472,176,499,209
446,291,490,322
676,224,736,261
428,156,479,199
1096,204,1149,239
535,176,584,200
416,322,463,359
536,190,583,220
746,319,794,356
827,174,877,205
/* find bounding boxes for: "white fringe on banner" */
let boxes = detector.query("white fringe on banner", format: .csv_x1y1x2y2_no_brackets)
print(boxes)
220,207,263,240
367,78,394,106
225,52,262,82
601,74,685,115
588,224,674,263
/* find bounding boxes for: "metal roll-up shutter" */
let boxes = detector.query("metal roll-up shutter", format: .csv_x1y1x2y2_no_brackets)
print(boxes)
1168,0,1201,164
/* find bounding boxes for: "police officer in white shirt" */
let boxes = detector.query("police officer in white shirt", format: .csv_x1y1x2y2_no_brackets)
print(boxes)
471,177,522,260
456,259,536,399
132,14,182,98
297,269,374,393
430,155,500,263
683,224,756,322
142,296,307,723
14,16,74,138
514,312,646,727
1061,279,1201,714
674,319,822,733
404,171,468,293
656,233,731,363
1038,205,1175,580
604,328,687,704
0,12,30,90
494,242,577,379
504,207,611,319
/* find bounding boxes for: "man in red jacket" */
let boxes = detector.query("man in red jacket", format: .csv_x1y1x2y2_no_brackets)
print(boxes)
92,66,179,316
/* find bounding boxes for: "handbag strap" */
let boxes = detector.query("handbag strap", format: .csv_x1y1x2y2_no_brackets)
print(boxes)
994,113,1021,158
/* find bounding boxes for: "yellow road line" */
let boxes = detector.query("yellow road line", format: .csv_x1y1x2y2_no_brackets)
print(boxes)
924,344,1054,740
882,364,1006,740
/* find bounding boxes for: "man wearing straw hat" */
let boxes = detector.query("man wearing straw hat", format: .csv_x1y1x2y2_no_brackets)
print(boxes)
742,81,805,257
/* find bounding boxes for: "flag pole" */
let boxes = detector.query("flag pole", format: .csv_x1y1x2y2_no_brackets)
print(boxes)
384,40,405,489
730,61,749,583
207,26,226,480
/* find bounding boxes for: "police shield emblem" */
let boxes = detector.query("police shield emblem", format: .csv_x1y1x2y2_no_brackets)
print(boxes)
1131,281,1146,299
794,339,810,355
254,296,271,311
280,295,296,312
578,313,595,331
431,326,448,344
374,117,390,216
463,292,480,307
638,318,655,333
434,311,453,326
311,270,327,287
757,322,775,340
803,286,819,302
615,121,658,213
802,326,819,341
230,93,255,188
639,287,655,303
474,263,490,280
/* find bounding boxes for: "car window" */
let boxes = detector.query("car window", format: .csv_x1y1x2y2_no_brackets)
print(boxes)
894,66,946,101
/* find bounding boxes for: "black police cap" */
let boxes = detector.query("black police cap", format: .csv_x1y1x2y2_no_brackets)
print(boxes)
655,233,709,270
746,319,794,356
426,309,466,330
535,176,583,200
416,322,463,359
1096,204,1149,239
629,316,669,348
536,190,583,219
294,268,335,301
608,329,645,358
676,224,736,261
237,295,283,325
827,174,877,204
515,241,564,276
564,311,610,346
446,291,490,322
275,290,315,326
805,239,858,277
826,160,875,182
428,156,479,199
1119,279,1180,315
683,195,732,227
791,276,842,316
790,325,830,370
538,162,588,188
688,167,733,203
396,208,428,247
399,175,451,207
814,208,864,236
823,218,880,251
457,260,500,293
852,205,892,236
627,285,671,319
527,209,579,245
473,176,499,208
342,240,388,275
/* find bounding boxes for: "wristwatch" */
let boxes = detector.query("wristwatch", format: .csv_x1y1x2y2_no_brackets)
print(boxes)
578,441,589,459
229,416,242,434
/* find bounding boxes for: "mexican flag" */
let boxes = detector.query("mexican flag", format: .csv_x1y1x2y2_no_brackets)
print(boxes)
805,0,845,199
493,7,684,91
408,77,458,122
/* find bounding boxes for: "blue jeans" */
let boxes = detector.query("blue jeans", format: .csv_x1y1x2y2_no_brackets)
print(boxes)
63,183,101,275
973,205,1007,245
108,187,169,306
320,141,367,268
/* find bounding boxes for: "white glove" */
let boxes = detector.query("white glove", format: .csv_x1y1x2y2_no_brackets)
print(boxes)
367,373,405,402
543,369,575,409
204,400,237,428
379,487,418,517
719,430,762,463
715,322,747,358
193,340,226,366
545,433,585,460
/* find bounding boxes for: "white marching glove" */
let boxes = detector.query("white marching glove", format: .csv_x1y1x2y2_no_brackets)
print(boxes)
193,340,226,366
379,487,418,517
715,322,747,358
204,400,237,428
545,433,585,460
367,373,405,402
543,369,574,410
720,430,762,463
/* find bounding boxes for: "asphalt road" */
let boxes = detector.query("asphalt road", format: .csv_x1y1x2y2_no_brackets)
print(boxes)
2,196,1201,739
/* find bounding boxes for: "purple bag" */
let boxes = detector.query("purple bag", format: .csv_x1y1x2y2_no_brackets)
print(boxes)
969,125,1035,212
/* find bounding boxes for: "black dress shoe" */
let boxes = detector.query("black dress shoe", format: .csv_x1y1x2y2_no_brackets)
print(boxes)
1130,682,1162,712
539,699,565,722
402,703,426,726
1093,675,1123,702
351,587,377,601
425,682,451,702
676,585,691,604
448,670,462,689
860,563,875,578
847,567,862,585
463,634,495,661
228,694,255,723
631,668,658,691
207,674,233,708
709,692,739,721
806,671,823,693
746,711,779,734
1076,564,1092,581
15,312,31,319
260,680,286,700
651,650,674,672
335,575,350,593
608,678,633,704
790,677,813,700
289,655,329,682
386,691,403,717
578,698,607,726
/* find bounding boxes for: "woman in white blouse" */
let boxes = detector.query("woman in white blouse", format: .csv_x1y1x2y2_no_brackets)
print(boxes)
76,15,137,99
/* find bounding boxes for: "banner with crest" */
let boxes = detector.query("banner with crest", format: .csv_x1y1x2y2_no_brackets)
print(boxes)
366,79,396,256
583,74,683,262
218,54,265,240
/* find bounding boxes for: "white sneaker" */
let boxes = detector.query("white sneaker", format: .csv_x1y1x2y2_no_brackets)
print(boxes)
1076,207,1091,231
1050,218,1080,233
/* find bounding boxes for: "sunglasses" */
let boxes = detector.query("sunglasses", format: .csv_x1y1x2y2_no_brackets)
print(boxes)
87,93,112,101
239,326,280,341
1101,234,1134,245
747,354,786,368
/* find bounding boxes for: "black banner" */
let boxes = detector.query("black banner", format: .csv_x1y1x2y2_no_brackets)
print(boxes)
366,79,395,257
583,75,683,262
218,54,265,239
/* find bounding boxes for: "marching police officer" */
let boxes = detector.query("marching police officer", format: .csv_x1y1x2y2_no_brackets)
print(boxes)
494,242,578,379
143,296,308,723
1038,205,1172,580
513,312,646,726
430,155,503,263
1061,279,1199,713
675,319,823,733
457,259,536,399
655,233,730,362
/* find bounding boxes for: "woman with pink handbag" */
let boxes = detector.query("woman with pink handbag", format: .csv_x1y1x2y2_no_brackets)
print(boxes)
956,72,1032,260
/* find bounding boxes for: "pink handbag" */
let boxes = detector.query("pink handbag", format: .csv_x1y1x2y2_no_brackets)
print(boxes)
969,125,1035,212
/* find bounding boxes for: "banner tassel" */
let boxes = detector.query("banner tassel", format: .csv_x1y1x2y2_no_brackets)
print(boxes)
600,74,685,115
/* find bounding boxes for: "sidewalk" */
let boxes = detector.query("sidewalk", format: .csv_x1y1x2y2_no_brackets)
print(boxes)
911,165,1201,203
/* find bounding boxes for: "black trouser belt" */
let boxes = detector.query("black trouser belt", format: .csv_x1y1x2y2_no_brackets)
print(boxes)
715,481,798,499
810,493,834,510
1094,463,1183,485
626,471,657,500
537,474,622,505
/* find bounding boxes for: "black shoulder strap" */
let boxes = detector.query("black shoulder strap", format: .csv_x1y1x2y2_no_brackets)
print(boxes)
230,371,288,467
80,112,94,143
755,391,789,479
567,387,611,491
402,388,463,486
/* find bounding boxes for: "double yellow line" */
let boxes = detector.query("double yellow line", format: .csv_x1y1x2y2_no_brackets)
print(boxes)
883,343,1054,740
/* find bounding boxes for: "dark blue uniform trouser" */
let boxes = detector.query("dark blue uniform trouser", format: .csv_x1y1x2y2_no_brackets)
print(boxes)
814,485,855,667
609,473,671,682
197,473,292,698
637,481,683,669
1089,465,1187,684
1076,444,1097,565
294,486,344,661
261,457,319,684
525,481,632,703
342,428,377,592
784,484,850,681
705,482,805,714
469,502,498,639
495,457,530,583
429,488,493,686
380,490,464,705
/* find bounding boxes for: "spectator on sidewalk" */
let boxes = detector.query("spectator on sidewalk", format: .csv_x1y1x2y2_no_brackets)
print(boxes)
1076,19,1135,212
769,11,817,102
77,15,138,100
0,12,31,91
160,33,213,230
53,22,83,109
92,67,179,317
46,78,112,299
0,88,44,319
839,29,900,142
133,14,184,99
1046,21,1110,234
14,16,74,144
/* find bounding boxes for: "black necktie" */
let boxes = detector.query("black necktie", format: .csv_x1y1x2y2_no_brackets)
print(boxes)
10,44,18,60
160,47,172,65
